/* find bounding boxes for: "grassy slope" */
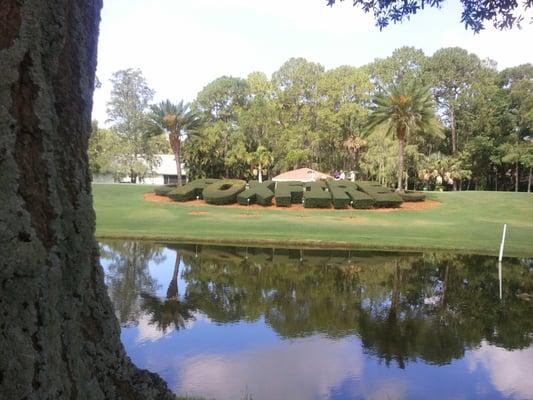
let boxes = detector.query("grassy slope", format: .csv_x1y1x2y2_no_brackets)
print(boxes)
93,184,533,257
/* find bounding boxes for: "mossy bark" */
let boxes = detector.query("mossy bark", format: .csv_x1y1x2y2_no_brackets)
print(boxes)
0,1,173,398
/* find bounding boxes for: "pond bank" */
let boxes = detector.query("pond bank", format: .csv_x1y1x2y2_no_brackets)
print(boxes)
93,184,533,257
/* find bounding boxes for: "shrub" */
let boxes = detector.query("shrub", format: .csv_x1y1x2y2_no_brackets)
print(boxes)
349,190,376,209
303,181,332,208
328,180,375,209
153,184,175,196
250,180,275,191
237,181,275,206
167,179,220,202
355,181,403,208
400,191,426,202
203,179,247,205
287,181,304,203
274,182,292,207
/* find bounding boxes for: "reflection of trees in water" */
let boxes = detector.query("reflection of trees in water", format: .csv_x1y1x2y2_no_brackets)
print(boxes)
100,241,164,325
179,246,533,367
140,251,197,333
102,242,532,368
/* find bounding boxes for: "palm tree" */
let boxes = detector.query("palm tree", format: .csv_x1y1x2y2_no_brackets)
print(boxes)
247,145,273,182
148,100,202,186
366,83,438,191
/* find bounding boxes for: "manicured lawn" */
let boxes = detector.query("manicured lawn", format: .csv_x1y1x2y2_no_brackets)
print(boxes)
93,184,533,257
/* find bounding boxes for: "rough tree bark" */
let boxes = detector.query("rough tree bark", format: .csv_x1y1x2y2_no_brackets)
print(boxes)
0,1,174,398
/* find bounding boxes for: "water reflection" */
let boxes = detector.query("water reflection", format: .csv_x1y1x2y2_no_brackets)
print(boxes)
100,241,533,400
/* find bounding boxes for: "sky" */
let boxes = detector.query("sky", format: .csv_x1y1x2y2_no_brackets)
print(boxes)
92,0,533,125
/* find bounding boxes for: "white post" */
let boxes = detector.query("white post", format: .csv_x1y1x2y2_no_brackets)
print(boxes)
498,261,503,300
498,224,507,262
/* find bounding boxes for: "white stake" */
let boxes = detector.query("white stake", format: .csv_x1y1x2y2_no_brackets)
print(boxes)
498,224,507,262
498,261,503,300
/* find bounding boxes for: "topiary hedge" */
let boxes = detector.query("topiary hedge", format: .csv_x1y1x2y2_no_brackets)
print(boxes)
273,181,305,204
250,180,275,191
155,177,417,209
303,181,332,208
237,181,275,206
203,179,247,205
167,179,220,202
400,191,426,202
328,180,375,209
349,190,376,209
355,181,403,208
274,182,292,207
154,184,176,196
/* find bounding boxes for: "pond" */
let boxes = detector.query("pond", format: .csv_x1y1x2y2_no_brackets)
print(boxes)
100,241,533,400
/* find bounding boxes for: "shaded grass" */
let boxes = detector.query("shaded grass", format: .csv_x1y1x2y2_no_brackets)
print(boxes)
93,184,533,257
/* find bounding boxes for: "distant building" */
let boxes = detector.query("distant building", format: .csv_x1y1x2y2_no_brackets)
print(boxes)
93,154,187,184
143,154,187,185
272,168,333,182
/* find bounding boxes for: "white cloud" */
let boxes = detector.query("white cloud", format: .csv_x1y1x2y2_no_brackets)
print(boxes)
467,341,533,400
177,336,363,400
135,313,175,343
438,23,533,69
135,311,206,343
364,378,409,400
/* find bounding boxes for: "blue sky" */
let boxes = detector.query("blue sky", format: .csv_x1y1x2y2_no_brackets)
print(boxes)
92,0,532,124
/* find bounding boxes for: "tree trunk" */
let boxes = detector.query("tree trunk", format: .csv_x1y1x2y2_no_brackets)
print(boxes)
176,139,183,186
527,167,533,193
450,108,458,192
450,108,457,154
166,251,181,299
397,136,405,191
169,133,182,186
0,1,173,398
258,163,263,183
515,161,519,192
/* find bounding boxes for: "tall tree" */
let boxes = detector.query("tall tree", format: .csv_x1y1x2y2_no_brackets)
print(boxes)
247,145,274,182
148,100,201,186
425,48,485,157
191,76,249,177
106,69,157,183
369,46,427,88
366,83,438,191
1,0,172,398
272,58,324,169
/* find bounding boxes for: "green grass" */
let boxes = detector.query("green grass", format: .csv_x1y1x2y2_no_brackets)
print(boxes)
93,184,533,257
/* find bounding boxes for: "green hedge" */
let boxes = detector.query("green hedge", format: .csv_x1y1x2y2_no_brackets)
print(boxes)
328,180,375,209
274,182,292,207
237,181,275,206
400,191,426,202
203,179,247,205
349,189,376,209
153,184,175,196
250,180,275,191
303,181,332,208
288,181,304,203
167,179,220,202
355,181,403,208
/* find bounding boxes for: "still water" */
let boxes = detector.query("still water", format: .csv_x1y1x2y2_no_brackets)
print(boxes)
100,241,533,400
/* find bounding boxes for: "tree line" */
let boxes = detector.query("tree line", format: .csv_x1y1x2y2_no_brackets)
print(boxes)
90,46,533,191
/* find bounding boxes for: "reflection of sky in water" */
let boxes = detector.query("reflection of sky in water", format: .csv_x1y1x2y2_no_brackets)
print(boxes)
121,319,532,400
100,243,533,400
